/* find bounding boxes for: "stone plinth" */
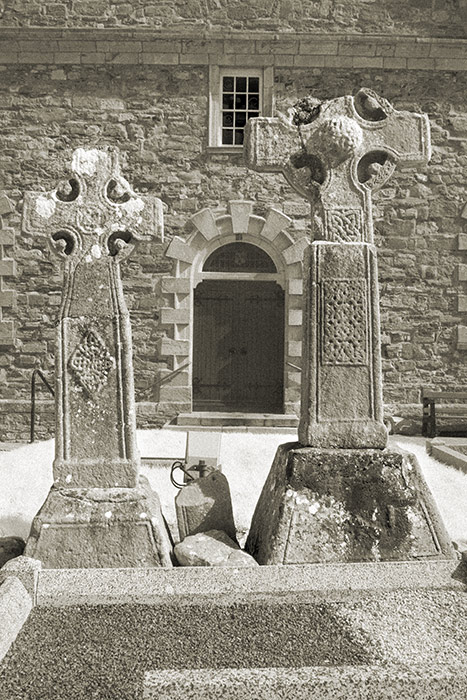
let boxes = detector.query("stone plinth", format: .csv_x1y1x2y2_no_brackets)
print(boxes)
25,477,172,569
246,443,454,565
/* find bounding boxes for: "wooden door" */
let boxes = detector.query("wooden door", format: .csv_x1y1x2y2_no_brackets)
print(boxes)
193,280,284,413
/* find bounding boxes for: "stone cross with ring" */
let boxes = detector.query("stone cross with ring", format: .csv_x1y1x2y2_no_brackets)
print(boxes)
245,88,431,449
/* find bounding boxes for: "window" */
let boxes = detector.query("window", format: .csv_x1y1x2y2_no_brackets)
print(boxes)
209,66,273,150
203,243,277,273
221,75,260,146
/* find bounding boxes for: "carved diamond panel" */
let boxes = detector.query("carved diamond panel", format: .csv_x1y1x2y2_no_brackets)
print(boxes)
69,329,115,396
321,279,367,365
325,209,363,243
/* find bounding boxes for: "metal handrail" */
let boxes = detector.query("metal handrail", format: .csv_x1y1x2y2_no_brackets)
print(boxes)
286,361,302,372
30,368,54,443
155,361,190,387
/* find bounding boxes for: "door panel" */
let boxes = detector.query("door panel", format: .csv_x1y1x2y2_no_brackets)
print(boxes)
193,280,284,413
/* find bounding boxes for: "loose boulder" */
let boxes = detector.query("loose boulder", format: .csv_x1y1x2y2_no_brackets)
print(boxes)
174,530,258,567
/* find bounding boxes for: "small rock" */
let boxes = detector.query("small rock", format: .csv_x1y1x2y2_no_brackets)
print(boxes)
0,536,25,568
174,530,258,567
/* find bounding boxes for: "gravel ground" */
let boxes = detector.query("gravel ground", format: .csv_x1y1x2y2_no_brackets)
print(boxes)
1,432,467,547
0,589,466,700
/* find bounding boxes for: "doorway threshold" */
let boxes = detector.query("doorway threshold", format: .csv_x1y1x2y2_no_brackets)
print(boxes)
172,412,298,432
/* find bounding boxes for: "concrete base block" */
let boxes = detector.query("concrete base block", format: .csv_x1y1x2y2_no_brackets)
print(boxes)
24,476,173,569
246,443,455,565
0,577,32,663
0,556,42,600
144,665,467,700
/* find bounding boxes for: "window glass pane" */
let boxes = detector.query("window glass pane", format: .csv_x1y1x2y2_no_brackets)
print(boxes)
235,112,246,127
248,76,259,92
235,94,246,109
248,95,259,110
223,76,234,91
234,129,244,145
219,73,261,147
222,94,234,110
204,242,277,272
222,129,233,145
223,112,234,127
236,76,247,92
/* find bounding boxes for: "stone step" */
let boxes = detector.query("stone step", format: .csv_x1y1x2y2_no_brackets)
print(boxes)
2,561,466,700
175,412,298,429
144,665,467,700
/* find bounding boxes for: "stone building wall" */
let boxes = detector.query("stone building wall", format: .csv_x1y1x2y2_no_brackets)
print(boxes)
0,8,466,441
0,0,465,38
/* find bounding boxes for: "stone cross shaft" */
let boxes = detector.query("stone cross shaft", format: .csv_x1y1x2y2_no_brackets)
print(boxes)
245,89,431,448
23,148,164,488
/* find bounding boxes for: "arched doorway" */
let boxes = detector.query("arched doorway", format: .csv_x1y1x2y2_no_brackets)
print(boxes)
161,200,308,420
192,242,285,413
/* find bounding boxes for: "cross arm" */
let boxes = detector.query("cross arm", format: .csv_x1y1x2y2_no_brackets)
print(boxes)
244,117,300,173
22,148,164,262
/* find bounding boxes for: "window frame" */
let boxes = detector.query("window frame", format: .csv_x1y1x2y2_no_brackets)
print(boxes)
208,66,274,152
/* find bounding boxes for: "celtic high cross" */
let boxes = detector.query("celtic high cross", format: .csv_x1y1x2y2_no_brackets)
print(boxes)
23,148,163,488
245,89,431,448
22,148,173,568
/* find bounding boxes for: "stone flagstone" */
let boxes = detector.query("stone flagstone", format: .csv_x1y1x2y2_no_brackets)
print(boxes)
22,147,172,568
245,90,455,564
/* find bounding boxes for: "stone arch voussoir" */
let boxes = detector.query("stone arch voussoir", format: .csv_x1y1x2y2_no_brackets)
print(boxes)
158,200,307,415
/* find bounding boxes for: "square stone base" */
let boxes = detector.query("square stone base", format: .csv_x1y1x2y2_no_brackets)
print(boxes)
246,443,455,565
24,476,173,568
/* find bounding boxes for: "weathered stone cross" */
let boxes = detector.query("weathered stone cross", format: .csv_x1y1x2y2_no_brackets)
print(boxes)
22,148,172,568
245,88,431,448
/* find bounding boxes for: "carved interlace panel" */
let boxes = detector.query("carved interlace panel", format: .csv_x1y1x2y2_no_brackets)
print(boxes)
69,329,114,396
325,209,363,243
321,279,368,365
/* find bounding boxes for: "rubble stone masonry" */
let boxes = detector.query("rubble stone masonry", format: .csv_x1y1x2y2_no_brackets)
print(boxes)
0,2,466,440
